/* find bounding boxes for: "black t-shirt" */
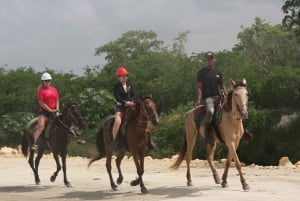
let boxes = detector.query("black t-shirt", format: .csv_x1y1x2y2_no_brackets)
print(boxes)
197,67,223,99
113,82,136,106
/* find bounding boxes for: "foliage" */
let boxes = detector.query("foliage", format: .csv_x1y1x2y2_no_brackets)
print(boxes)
282,0,300,35
0,112,34,146
234,17,300,72
255,67,300,109
152,103,192,158
78,88,115,129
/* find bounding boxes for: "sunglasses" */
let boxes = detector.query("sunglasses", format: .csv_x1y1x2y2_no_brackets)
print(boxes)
44,80,51,82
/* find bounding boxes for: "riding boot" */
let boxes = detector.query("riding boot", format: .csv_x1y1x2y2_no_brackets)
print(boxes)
205,123,213,145
147,134,158,151
242,129,253,143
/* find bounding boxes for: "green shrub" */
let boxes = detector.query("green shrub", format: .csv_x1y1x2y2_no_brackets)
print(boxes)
0,112,34,146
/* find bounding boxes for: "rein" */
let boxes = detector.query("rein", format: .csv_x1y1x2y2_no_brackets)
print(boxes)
136,100,156,132
55,106,82,137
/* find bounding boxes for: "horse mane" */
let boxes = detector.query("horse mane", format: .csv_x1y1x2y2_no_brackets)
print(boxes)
223,80,247,112
223,90,233,112
126,101,141,121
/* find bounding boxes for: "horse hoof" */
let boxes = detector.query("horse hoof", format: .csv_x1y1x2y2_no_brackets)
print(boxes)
117,177,123,185
50,176,56,182
141,187,148,194
243,183,250,191
215,179,221,184
222,182,228,188
65,182,72,187
130,179,140,186
187,181,193,186
112,186,118,191
35,180,40,185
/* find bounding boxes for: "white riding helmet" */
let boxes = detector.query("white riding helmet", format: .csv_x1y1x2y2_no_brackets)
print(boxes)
41,72,52,81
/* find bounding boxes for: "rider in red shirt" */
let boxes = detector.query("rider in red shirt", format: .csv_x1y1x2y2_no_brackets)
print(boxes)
32,72,60,150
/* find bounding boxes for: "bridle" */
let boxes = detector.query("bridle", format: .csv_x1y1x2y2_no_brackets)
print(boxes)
136,99,158,131
138,99,157,122
232,86,248,120
55,104,84,136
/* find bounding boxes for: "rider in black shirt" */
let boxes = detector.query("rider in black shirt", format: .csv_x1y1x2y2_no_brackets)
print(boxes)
195,52,227,145
195,52,253,144
111,66,156,150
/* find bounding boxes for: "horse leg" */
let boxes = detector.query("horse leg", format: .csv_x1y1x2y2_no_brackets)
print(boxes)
50,153,61,183
106,152,118,191
130,150,147,194
61,152,71,187
116,150,126,185
221,151,232,188
206,143,221,184
34,149,44,185
186,133,197,186
138,150,147,194
28,150,39,184
229,144,250,190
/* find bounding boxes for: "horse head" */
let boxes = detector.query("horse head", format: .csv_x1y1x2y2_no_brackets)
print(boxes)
139,95,159,126
230,78,248,120
63,103,85,129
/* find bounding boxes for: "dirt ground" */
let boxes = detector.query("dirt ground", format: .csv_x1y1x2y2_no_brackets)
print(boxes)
0,154,299,201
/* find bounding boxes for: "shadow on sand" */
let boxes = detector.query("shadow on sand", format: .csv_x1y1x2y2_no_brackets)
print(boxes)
0,185,52,193
46,185,215,200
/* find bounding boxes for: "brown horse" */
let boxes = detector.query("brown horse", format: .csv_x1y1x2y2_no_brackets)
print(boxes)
171,79,250,191
88,96,159,194
21,103,84,187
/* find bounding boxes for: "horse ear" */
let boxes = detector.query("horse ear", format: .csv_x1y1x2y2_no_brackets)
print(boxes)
230,79,236,87
242,78,247,85
148,94,153,99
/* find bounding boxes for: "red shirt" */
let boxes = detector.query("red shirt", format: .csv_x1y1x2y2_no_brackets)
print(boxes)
37,86,59,112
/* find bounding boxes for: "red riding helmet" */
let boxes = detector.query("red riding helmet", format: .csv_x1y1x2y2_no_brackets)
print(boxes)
115,66,128,76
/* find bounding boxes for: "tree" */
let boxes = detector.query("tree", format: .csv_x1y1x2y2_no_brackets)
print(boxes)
94,30,197,113
282,0,300,35
234,17,300,73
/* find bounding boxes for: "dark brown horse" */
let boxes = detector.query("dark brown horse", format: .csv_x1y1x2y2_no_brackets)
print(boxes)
88,96,159,194
21,103,84,187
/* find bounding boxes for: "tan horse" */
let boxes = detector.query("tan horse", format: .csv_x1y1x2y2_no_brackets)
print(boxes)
171,79,250,191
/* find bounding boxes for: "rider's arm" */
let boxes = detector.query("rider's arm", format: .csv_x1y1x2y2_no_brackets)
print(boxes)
220,83,227,94
113,84,127,106
195,81,202,106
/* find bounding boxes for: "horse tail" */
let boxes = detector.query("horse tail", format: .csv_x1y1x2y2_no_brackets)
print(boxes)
21,130,29,157
170,132,187,170
88,127,106,167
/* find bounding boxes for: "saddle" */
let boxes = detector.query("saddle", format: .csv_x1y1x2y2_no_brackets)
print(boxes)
193,106,222,127
24,117,53,140
193,103,224,143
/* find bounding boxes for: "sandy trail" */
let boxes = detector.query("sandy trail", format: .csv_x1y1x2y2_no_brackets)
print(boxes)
0,155,299,201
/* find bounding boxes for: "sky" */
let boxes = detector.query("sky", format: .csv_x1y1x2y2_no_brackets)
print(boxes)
0,0,284,75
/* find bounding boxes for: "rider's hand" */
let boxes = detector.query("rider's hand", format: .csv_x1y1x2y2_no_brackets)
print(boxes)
125,101,135,107
194,100,201,107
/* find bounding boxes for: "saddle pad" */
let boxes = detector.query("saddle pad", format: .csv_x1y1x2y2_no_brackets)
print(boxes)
193,106,222,126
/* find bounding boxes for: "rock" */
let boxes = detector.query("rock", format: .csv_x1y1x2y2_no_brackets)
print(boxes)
0,146,19,155
294,161,300,168
145,156,153,160
279,157,295,168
